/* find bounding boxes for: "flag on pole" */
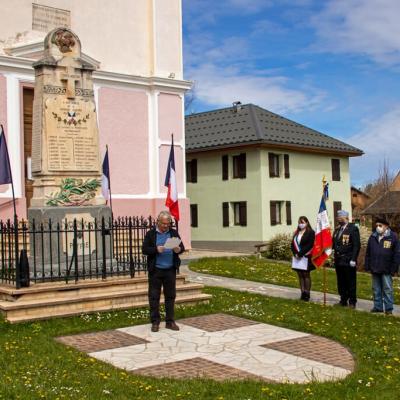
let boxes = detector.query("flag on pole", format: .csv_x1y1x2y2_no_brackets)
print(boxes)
101,148,110,201
164,136,180,221
0,126,12,185
311,192,332,268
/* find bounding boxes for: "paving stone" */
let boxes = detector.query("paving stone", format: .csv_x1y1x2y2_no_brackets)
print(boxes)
261,335,355,371
56,330,149,353
132,357,265,381
179,313,258,332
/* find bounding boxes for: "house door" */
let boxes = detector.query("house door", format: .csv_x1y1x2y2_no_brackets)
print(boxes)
23,88,34,209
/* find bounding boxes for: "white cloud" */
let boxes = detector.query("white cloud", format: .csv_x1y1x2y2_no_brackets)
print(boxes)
347,106,400,184
312,0,400,65
186,63,322,114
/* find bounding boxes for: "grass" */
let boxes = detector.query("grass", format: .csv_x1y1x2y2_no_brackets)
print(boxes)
189,256,400,304
0,288,399,399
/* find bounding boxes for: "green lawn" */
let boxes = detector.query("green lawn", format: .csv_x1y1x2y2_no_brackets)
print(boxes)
189,256,400,304
0,288,399,399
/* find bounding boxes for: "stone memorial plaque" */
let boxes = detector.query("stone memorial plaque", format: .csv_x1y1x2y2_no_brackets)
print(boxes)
62,213,96,257
45,97,100,172
32,4,71,32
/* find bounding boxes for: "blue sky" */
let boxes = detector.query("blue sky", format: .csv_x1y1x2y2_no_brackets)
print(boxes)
182,0,400,186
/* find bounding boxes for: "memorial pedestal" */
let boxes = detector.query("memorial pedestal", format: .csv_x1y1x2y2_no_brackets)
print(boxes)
28,206,112,278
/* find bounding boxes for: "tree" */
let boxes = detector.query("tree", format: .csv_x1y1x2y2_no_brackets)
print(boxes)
184,83,196,114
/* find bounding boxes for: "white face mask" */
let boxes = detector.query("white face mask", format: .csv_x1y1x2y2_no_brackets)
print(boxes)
298,223,307,230
376,226,385,235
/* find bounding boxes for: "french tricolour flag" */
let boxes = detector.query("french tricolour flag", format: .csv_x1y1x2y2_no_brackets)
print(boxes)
101,148,110,201
164,136,180,221
311,194,332,268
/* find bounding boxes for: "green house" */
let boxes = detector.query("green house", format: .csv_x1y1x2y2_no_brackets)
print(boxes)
185,103,363,251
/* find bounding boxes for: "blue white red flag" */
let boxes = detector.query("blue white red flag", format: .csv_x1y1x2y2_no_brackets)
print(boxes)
164,136,180,221
0,126,12,185
311,195,332,268
101,148,110,201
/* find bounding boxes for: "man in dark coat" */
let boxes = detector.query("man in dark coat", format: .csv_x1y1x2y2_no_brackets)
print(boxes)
365,218,400,315
332,210,361,308
142,211,185,332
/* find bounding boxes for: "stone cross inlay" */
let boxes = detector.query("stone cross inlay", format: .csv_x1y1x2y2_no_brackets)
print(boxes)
87,318,354,383
61,66,80,99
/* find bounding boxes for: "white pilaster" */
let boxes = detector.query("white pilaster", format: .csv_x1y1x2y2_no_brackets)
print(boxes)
4,74,22,198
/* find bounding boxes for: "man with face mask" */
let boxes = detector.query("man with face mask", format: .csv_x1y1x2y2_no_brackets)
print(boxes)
365,218,400,315
332,210,361,308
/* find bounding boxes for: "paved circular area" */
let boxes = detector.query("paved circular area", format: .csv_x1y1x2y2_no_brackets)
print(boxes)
57,313,354,383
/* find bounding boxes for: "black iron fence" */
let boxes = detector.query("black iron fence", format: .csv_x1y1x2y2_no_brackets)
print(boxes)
0,216,156,288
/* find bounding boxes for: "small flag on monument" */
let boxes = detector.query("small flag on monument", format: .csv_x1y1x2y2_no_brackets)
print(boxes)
311,182,332,268
0,125,12,185
101,147,110,201
164,135,180,221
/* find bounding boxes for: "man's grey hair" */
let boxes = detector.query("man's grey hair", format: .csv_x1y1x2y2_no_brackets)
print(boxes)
157,210,173,223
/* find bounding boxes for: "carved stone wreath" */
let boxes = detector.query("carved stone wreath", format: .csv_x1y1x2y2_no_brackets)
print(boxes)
52,111,90,126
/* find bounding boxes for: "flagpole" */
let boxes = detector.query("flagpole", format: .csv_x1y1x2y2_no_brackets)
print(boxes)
322,175,327,306
106,145,113,219
1,124,19,288
171,134,179,232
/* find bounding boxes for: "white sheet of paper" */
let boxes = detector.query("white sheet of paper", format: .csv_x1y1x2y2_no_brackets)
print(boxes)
164,237,181,249
291,256,308,271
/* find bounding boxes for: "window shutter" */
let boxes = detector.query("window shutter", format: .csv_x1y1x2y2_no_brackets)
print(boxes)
222,155,229,180
191,159,197,183
333,201,342,225
270,202,277,226
239,201,247,226
332,159,341,181
286,201,292,225
268,153,275,177
284,154,290,178
239,153,246,179
222,202,229,227
186,161,191,183
190,204,198,227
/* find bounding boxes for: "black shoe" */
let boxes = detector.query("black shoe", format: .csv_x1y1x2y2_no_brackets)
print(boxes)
370,308,383,313
385,310,393,315
300,292,306,300
165,321,180,331
151,323,159,332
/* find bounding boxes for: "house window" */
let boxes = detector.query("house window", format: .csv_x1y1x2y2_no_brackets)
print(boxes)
186,159,197,183
222,155,229,180
222,202,229,227
190,204,198,227
233,153,246,179
270,201,282,225
333,201,342,226
269,153,280,177
332,159,341,181
286,201,292,225
284,154,290,178
233,201,247,226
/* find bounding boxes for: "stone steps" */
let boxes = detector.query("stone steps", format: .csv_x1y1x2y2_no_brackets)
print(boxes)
0,275,211,323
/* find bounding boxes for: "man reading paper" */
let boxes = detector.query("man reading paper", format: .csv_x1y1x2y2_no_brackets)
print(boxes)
142,211,185,332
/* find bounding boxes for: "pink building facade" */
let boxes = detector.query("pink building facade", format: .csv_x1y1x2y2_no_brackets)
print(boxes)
0,1,191,245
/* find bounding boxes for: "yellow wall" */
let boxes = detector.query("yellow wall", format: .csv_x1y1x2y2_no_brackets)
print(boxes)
188,147,352,242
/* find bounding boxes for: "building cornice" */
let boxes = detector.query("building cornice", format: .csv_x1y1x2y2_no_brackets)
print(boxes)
0,55,192,92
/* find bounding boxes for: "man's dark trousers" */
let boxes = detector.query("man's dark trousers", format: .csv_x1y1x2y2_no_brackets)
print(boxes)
148,267,176,324
336,265,357,305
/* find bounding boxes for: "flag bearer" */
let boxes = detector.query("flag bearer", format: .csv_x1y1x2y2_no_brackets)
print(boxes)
332,210,361,308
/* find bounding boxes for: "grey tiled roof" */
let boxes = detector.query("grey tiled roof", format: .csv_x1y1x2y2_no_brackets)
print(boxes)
362,191,400,215
185,104,363,156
